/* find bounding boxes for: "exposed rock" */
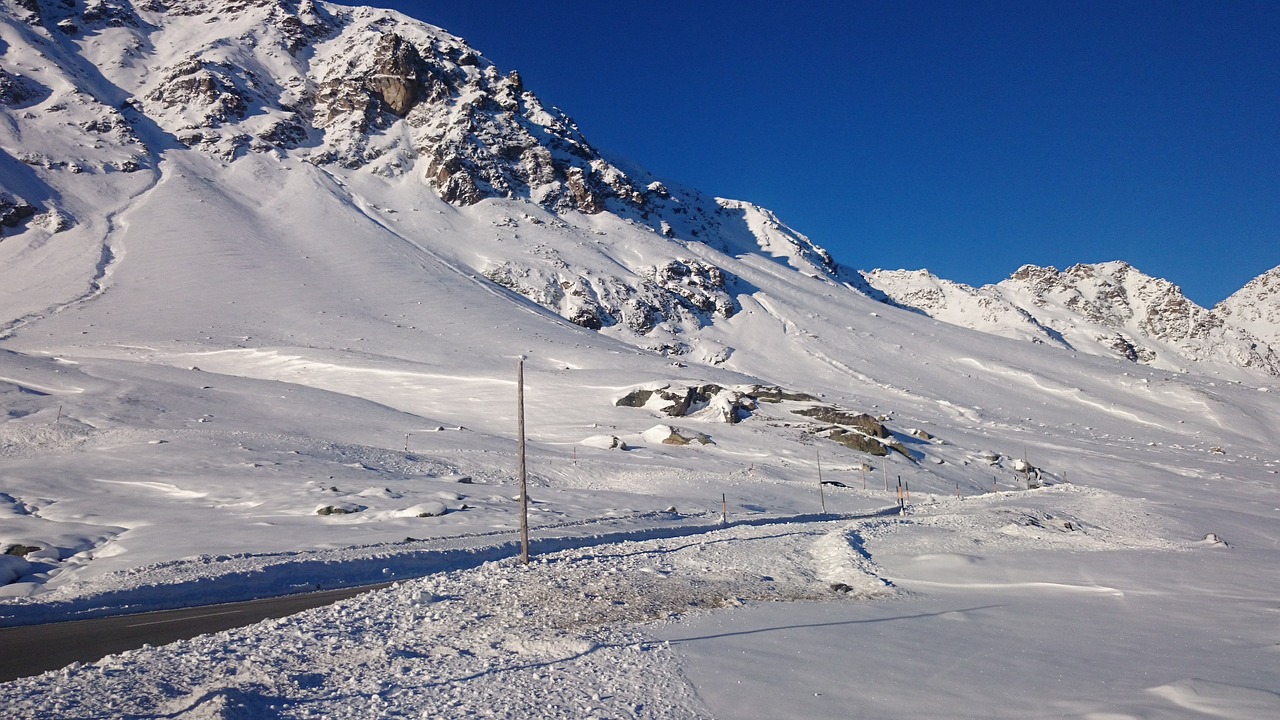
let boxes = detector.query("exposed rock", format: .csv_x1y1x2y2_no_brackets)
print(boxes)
0,195,39,230
368,33,423,117
827,428,888,456
581,434,627,450
145,57,249,125
648,259,737,318
748,386,818,403
614,384,757,424
642,424,712,446
3,544,42,557
792,407,888,438
315,502,362,515
0,68,42,107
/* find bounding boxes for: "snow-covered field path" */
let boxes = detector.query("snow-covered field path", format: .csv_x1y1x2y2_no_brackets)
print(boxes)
9,484,1275,720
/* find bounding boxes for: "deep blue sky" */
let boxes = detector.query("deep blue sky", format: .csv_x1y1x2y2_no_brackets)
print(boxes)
335,1,1279,306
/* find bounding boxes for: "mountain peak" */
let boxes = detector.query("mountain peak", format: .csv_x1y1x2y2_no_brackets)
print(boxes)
1215,265,1280,350
866,261,1279,375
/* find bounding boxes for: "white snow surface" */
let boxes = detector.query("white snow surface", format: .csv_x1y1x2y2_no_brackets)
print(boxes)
0,2,1278,718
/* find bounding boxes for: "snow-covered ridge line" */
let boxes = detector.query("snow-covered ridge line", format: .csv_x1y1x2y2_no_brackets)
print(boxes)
864,262,1280,375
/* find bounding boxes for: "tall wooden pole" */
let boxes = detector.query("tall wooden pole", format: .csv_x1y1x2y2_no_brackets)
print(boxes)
517,356,530,564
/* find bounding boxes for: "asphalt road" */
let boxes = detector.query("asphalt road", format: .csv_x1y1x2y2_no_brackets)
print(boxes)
0,583,392,683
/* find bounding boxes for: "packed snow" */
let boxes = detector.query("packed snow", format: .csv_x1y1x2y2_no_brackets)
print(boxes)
1,1,1278,718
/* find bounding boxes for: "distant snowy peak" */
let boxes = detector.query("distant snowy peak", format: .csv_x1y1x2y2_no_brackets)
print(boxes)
861,268,1065,347
1215,265,1280,349
865,262,1280,375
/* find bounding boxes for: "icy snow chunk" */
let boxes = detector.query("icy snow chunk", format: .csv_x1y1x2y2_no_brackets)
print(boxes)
356,487,401,499
0,554,32,584
395,502,448,518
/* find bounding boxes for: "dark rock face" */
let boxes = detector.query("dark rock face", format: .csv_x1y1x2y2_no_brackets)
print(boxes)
0,68,42,107
0,195,38,232
368,33,423,117
792,407,888,438
614,384,757,423
651,260,737,318
827,428,889,456
146,58,249,125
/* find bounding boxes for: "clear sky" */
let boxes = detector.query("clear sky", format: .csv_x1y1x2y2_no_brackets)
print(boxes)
333,1,1279,306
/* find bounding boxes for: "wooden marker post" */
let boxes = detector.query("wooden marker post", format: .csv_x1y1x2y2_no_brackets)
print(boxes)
517,356,530,565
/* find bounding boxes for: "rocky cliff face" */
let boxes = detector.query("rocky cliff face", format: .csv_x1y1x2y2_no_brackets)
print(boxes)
0,0,848,348
865,262,1280,375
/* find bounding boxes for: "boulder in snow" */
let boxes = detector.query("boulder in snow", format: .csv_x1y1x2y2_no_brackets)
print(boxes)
642,424,712,446
582,434,628,450
315,501,363,516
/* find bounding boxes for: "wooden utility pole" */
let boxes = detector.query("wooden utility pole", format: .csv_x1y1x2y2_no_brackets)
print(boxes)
517,356,530,564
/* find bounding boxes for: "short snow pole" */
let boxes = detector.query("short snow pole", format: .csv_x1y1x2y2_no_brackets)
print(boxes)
817,451,827,514
897,476,904,514
721,493,727,525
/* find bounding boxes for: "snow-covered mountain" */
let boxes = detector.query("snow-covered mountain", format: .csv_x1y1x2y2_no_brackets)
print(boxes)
2,4,1280,716
1215,265,1280,351
1,0,858,354
866,262,1280,375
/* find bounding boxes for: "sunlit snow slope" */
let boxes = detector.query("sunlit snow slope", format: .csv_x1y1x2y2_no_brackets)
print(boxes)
0,0,1277,630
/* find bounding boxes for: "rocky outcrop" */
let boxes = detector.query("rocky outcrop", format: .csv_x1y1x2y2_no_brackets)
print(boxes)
484,257,738,336
615,384,758,424
0,68,42,107
792,407,888,438
642,425,712,446
0,194,38,233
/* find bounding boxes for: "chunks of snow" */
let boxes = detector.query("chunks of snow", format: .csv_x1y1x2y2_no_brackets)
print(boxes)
0,554,32,585
395,502,448,518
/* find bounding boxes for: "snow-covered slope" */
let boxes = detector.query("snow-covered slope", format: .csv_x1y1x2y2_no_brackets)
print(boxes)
866,262,1280,375
1,3,1279,717
1216,265,1280,350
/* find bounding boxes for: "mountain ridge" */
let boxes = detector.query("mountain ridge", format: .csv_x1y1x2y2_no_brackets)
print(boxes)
4,0,1275,375
864,261,1280,375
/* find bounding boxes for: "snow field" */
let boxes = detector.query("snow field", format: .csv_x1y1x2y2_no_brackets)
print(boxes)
3,514,904,718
